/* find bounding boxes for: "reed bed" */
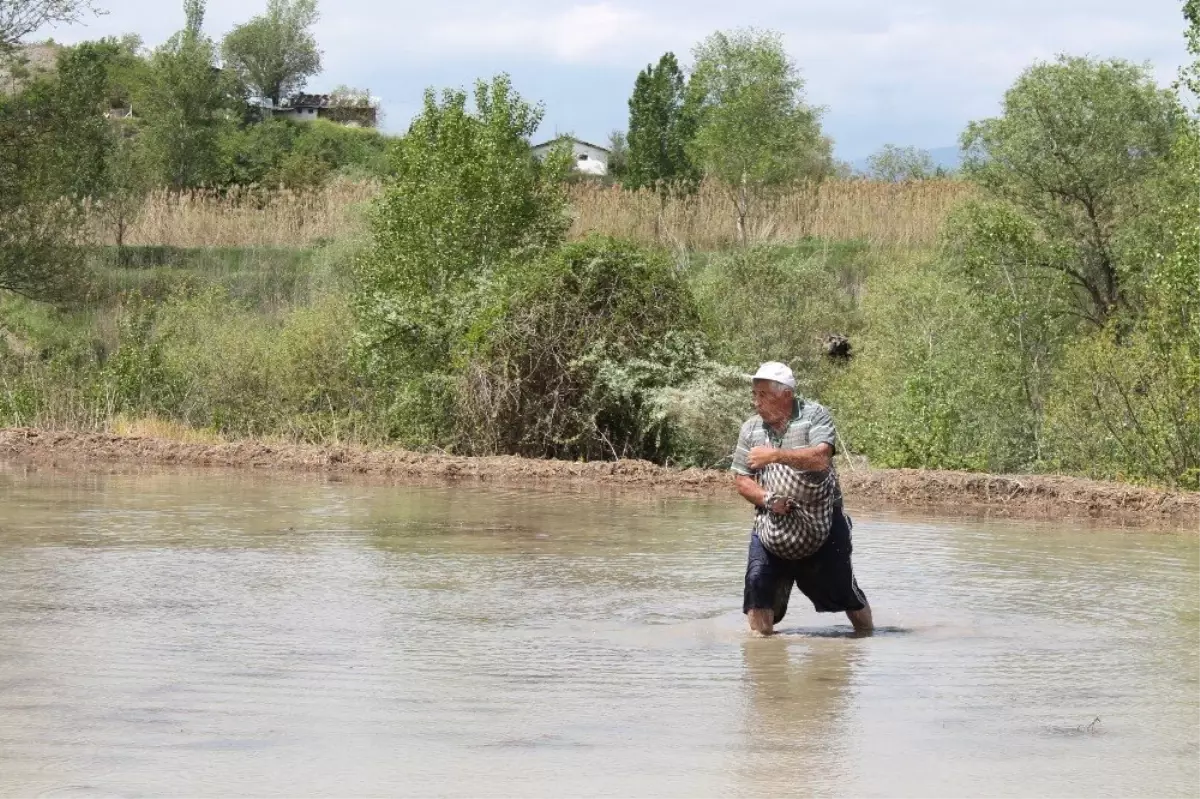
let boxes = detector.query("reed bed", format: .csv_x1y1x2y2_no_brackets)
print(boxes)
567,179,975,249
84,178,974,250
86,179,379,248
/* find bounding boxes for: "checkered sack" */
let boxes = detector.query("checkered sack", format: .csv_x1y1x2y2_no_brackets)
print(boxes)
755,463,837,559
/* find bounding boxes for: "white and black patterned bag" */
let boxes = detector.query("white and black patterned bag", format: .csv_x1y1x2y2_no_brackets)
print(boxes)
755,463,837,559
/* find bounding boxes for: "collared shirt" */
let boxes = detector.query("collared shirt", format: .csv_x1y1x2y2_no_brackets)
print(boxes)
730,398,839,477
730,397,843,560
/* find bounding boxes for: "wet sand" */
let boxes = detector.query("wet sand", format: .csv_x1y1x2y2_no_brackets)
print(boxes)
1,427,1196,530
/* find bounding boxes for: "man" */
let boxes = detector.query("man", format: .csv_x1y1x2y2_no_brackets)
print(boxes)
731,361,873,636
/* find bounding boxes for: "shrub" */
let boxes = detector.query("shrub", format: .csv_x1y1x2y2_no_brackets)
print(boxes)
687,241,866,395
455,236,712,461
826,256,1036,472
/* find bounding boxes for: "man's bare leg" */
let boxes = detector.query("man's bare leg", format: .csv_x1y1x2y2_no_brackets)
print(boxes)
747,608,774,637
846,604,874,634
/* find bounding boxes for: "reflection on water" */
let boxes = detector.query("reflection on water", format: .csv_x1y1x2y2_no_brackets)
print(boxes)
0,464,1197,798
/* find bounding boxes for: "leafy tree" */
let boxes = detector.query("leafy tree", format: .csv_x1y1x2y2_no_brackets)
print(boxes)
321,84,374,126
959,56,1181,326
865,144,936,181
606,129,627,179
625,52,694,192
100,118,152,248
221,0,320,108
684,28,831,244
1181,0,1200,104
1043,120,1200,488
0,40,114,302
140,0,240,189
352,74,571,444
0,0,99,49
96,33,150,112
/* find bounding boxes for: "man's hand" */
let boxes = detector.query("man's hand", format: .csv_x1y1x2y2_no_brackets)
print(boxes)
764,496,792,515
746,446,779,471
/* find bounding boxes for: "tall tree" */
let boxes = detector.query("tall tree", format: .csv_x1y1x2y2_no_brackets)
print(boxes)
354,74,571,382
625,52,693,192
958,56,1181,326
605,129,627,178
140,0,239,189
0,0,99,50
684,28,830,244
221,0,320,108
0,41,114,302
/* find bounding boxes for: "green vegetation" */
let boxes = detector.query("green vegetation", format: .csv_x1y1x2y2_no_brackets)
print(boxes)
221,0,320,108
1,1,1197,490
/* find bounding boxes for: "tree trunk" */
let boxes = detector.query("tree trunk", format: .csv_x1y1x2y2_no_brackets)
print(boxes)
736,173,749,246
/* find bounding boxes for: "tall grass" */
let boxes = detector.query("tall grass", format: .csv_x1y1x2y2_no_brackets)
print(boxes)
82,178,973,250
85,179,379,248
567,179,974,249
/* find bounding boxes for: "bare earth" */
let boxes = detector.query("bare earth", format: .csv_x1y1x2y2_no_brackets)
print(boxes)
1,428,1196,531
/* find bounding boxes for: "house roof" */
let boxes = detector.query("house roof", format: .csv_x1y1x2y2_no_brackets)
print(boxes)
531,135,610,153
282,92,377,109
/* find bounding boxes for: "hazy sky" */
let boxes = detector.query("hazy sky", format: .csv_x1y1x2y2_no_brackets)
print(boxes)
34,0,1193,160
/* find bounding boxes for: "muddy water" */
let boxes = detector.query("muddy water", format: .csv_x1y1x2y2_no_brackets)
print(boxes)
0,468,1196,798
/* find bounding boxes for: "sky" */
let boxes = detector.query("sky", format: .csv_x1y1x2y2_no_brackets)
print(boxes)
33,0,1193,161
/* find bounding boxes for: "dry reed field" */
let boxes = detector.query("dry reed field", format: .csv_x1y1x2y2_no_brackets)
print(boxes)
87,179,379,248
567,179,975,249
87,178,974,250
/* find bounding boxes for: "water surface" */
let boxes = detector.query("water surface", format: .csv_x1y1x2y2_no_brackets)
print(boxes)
1,467,1197,797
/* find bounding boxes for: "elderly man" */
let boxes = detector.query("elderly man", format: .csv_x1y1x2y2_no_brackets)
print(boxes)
731,361,873,636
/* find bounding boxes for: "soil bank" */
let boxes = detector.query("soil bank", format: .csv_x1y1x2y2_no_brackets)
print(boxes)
1,428,1196,531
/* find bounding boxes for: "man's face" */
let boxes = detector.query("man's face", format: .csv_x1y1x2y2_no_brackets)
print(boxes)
752,380,794,424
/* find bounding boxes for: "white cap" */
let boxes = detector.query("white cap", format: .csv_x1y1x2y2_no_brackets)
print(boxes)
751,361,796,389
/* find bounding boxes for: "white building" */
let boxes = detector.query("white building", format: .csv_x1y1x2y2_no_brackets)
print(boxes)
531,136,610,176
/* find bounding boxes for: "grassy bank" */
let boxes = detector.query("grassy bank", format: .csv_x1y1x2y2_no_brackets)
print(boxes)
3,170,1194,490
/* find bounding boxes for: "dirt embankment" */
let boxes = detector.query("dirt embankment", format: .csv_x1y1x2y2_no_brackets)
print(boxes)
1,428,1197,531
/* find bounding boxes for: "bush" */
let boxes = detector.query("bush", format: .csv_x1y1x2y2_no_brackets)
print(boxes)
455,236,713,461
826,256,1037,472
687,241,867,395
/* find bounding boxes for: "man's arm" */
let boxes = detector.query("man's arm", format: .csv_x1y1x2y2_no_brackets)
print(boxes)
735,473,790,514
746,442,833,472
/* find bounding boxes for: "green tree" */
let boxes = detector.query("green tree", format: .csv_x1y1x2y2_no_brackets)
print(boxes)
221,0,321,109
352,74,571,443
0,40,114,302
0,0,98,50
959,56,1181,326
606,129,628,179
100,118,152,248
1042,121,1200,488
625,52,694,192
1181,0,1199,104
865,144,937,181
140,0,240,189
684,28,831,244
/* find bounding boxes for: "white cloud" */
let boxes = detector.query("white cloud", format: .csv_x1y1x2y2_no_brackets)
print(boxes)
28,0,1192,153
419,3,678,65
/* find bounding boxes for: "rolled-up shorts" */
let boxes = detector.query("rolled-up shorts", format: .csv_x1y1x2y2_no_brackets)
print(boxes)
743,504,867,621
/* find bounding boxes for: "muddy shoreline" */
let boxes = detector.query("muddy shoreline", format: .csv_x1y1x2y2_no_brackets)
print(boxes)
1,428,1196,531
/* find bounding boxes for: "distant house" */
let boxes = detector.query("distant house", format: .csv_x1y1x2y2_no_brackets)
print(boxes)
269,92,379,128
531,135,610,176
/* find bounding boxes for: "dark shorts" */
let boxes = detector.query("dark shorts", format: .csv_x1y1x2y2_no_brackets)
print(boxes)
743,504,868,621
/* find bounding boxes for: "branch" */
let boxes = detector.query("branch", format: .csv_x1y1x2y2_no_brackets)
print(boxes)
0,1,102,48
